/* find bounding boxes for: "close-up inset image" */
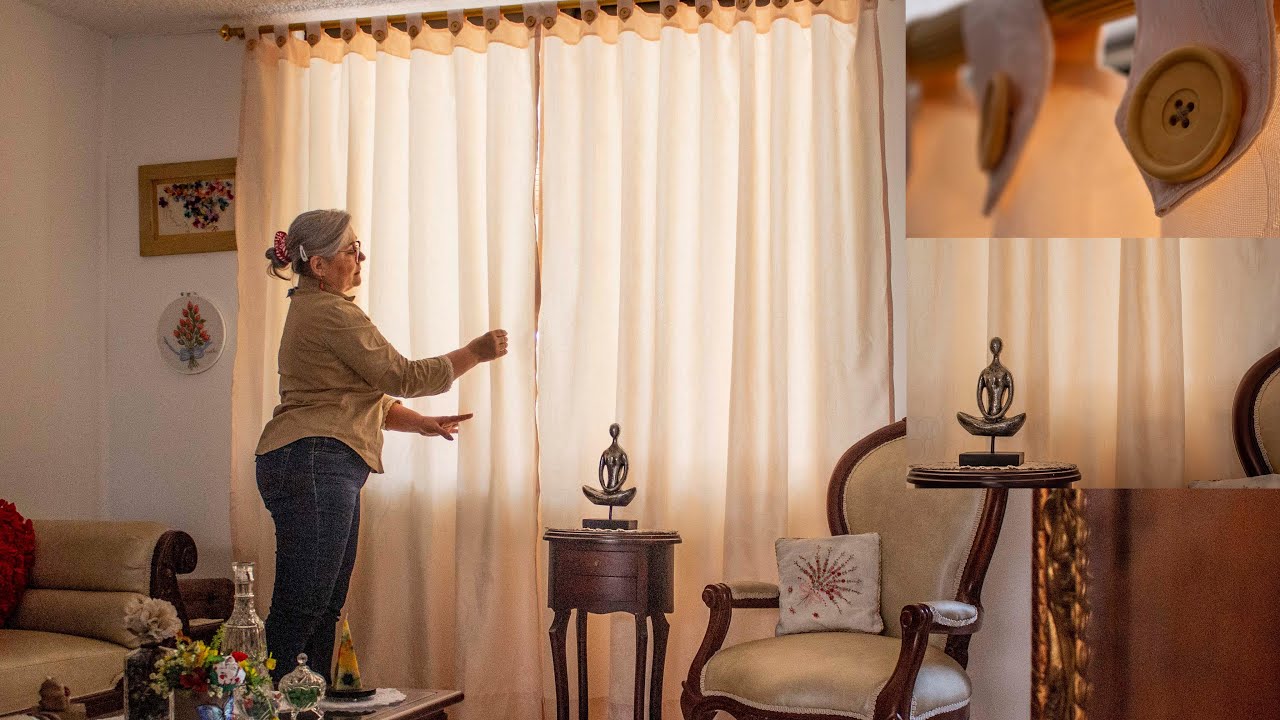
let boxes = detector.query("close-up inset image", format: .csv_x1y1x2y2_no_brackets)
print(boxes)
907,0,1280,238
908,237,1280,488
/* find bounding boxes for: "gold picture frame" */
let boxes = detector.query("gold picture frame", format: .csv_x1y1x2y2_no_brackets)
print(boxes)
1032,489,1090,720
138,158,237,256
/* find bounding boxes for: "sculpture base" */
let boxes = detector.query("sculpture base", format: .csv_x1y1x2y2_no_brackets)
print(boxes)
959,451,1024,467
583,519,638,530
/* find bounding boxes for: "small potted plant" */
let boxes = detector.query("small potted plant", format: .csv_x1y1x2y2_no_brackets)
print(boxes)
149,627,277,720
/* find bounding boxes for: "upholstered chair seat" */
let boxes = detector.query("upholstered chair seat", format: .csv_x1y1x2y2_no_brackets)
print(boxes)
681,420,1008,720
701,631,971,720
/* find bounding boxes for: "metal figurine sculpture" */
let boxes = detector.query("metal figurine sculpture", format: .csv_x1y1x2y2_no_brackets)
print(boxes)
956,337,1027,466
582,423,639,530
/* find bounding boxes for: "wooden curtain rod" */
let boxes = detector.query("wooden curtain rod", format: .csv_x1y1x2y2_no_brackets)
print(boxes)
220,0,754,41
906,0,1135,73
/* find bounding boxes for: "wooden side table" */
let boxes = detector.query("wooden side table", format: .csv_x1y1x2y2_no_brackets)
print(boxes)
907,461,1081,488
544,529,681,720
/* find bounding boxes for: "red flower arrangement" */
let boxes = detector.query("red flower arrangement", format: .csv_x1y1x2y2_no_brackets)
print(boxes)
0,499,36,626
170,301,213,370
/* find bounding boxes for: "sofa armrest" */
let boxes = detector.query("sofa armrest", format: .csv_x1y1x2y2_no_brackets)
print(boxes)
873,602,983,720
150,531,199,635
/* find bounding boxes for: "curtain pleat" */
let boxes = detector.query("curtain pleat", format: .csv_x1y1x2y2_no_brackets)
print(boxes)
537,2,888,717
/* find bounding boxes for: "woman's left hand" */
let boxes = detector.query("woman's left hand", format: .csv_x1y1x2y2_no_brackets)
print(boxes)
418,413,474,441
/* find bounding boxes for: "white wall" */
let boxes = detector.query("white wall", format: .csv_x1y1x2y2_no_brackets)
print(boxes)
102,32,243,577
0,0,110,519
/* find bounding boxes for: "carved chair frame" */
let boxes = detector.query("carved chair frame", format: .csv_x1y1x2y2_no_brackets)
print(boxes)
1231,344,1280,476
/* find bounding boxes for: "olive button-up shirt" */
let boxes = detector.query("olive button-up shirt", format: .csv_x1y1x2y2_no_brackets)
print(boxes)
255,275,454,472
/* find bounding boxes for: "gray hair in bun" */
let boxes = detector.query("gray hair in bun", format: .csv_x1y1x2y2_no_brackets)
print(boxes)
265,209,352,280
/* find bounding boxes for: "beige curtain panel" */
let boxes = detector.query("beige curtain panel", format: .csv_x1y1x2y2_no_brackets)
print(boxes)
907,238,1280,489
231,1,890,717
232,16,544,719
537,1,890,716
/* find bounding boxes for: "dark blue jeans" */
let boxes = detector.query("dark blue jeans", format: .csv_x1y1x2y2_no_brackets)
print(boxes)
256,437,370,683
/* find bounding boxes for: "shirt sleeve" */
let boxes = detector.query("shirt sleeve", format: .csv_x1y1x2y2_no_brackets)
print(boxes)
321,301,455,398
379,395,403,428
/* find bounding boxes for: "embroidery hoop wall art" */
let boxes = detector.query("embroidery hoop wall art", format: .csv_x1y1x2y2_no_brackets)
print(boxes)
157,293,224,374
138,158,237,256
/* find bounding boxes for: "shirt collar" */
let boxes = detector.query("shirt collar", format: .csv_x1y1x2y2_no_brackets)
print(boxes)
293,274,355,301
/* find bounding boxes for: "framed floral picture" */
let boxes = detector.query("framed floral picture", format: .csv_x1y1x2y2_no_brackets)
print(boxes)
138,158,237,256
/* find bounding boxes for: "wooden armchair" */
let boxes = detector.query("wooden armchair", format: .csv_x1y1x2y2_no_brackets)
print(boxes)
1232,344,1280,476
680,420,1008,720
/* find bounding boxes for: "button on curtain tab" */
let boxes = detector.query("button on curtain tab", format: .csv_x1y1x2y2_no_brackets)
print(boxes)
1125,44,1243,183
979,71,1014,171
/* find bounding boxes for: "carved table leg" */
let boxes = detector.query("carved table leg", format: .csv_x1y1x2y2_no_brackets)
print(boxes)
649,612,669,720
577,609,589,720
550,609,571,720
633,613,649,720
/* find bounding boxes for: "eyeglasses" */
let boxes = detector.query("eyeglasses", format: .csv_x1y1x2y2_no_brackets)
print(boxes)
341,240,362,258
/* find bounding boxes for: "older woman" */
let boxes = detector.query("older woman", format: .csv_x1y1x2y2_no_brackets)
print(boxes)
255,208,507,681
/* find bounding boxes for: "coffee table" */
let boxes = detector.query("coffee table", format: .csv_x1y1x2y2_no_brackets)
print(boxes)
78,689,463,720
317,689,462,720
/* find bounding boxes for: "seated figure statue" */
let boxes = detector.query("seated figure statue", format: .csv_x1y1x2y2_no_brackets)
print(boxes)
583,423,636,507
956,336,1027,437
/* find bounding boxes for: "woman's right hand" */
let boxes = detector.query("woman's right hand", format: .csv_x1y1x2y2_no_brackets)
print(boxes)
467,329,509,362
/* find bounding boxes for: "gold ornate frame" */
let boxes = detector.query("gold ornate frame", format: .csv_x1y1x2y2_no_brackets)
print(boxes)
1032,489,1089,720
137,158,237,256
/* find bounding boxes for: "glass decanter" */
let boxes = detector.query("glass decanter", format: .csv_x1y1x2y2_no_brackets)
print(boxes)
219,561,267,661
279,654,326,717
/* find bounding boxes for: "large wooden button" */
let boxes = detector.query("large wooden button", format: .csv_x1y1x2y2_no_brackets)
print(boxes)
978,71,1014,172
1124,44,1242,183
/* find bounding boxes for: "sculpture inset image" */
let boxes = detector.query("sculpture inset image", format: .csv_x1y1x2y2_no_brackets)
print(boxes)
956,337,1027,466
582,423,638,529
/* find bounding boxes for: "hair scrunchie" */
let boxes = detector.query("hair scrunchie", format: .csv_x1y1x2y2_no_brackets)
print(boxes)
273,231,290,264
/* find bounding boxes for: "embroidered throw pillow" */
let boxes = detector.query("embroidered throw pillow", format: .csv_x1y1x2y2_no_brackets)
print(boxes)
775,533,882,636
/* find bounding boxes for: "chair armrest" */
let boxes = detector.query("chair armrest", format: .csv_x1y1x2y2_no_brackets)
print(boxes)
721,580,781,608
683,582,780,700
920,600,981,634
872,602,983,720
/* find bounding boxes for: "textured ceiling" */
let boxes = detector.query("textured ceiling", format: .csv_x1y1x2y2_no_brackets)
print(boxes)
21,0,476,38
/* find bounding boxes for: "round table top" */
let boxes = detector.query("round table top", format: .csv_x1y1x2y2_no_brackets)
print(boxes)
907,461,1081,489
543,527,682,544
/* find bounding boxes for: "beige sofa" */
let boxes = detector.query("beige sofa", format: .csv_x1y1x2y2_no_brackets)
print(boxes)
0,520,198,716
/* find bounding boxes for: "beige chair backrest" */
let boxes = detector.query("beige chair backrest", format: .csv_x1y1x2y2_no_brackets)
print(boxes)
831,425,986,647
